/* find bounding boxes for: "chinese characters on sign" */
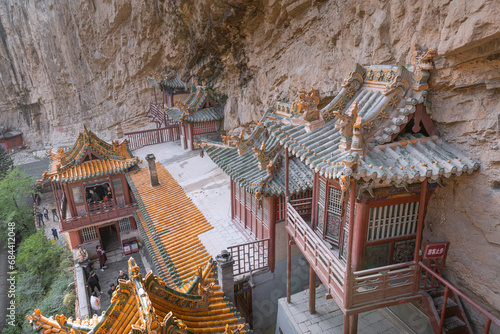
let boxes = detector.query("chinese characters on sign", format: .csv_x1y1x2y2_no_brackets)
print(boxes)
423,242,449,260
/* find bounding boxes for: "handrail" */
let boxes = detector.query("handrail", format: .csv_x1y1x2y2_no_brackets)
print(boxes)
419,261,500,332
124,125,178,136
228,238,270,276
353,261,416,276
287,202,345,303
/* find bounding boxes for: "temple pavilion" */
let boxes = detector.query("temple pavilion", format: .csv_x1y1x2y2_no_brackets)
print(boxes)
269,45,481,333
147,70,187,127
164,82,224,150
39,126,140,250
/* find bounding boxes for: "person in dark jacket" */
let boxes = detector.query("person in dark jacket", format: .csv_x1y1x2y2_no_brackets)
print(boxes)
96,245,107,271
51,228,58,240
86,271,101,295
108,283,116,298
117,269,129,283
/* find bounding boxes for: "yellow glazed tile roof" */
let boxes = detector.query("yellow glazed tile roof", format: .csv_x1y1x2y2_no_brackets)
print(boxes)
40,125,139,183
128,162,213,288
28,258,251,334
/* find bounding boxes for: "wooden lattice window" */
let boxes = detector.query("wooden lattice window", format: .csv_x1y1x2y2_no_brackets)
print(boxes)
81,227,98,242
276,196,285,221
316,178,326,235
235,183,240,200
118,217,132,232
112,178,123,195
193,121,217,135
263,197,269,226
341,200,351,260
367,202,419,242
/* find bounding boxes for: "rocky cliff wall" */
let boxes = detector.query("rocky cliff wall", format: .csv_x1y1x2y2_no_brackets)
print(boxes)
0,0,499,324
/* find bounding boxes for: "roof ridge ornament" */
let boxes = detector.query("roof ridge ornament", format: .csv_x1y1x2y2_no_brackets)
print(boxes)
290,87,326,132
411,44,436,91
334,101,359,152
350,116,364,157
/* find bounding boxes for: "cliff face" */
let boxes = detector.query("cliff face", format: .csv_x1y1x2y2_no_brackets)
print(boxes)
1,0,499,320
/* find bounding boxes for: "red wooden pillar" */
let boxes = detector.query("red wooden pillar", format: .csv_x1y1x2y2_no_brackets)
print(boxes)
349,315,358,334
189,123,194,150
343,313,350,334
68,230,82,249
122,174,132,204
285,148,291,303
414,179,428,293
268,196,277,273
162,90,167,108
64,183,77,217
230,180,235,220
352,203,369,272
130,216,137,230
344,179,357,308
309,266,316,314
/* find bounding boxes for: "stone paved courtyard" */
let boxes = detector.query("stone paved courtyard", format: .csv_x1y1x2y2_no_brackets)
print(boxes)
277,285,406,334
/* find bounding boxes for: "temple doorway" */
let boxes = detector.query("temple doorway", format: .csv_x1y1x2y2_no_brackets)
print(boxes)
99,224,120,251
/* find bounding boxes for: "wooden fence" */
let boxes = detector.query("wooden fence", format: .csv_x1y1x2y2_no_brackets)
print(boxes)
125,126,180,151
228,238,270,276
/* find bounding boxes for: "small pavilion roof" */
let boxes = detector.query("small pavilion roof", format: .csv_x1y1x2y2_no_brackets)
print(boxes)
39,126,139,183
147,70,186,91
28,258,251,334
164,83,224,123
266,46,480,186
201,109,313,197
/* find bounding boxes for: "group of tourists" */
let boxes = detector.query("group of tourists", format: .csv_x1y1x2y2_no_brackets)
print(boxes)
76,245,133,313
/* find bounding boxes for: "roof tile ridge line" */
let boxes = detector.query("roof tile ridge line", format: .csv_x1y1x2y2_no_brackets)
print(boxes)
321,63,365,120
125,172,183,286
126,172,182,285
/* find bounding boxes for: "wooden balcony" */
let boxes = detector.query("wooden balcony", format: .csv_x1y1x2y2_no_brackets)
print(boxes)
286,202,346,307
286,203,421,314
61,200,138,232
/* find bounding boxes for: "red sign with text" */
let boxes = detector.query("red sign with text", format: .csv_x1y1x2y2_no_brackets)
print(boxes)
423,243,448,259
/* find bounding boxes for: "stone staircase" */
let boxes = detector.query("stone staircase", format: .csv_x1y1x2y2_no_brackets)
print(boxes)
421,289,473,334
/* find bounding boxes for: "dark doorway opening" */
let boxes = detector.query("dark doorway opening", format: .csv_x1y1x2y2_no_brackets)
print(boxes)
99,224,120,251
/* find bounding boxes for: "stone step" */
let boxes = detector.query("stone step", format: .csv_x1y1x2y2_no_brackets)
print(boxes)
443,316,467,334
433,295,458,314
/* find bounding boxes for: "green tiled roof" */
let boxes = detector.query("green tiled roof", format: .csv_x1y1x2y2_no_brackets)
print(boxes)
163,84,224,123
147,70,185,91
165,106,224,123
265,61,480,185
201,109,313,197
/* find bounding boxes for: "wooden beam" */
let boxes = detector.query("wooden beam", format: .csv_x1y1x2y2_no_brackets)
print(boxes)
344,178,357,309
287,233,291,304
309,266,316,314
268,196,277,273
343,313,350,334
349,314,358,334
413,179,428,293
286,147,291,303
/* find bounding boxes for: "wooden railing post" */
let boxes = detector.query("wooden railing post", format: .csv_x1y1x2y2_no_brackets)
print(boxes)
438,286,449,333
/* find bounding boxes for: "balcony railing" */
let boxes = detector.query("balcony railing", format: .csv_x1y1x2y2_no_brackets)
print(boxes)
228,238,270,276
351,261,417,309
287,203,346,304
125,125,180,151
289,197,313,216
148,102,179,127
61,201,138,231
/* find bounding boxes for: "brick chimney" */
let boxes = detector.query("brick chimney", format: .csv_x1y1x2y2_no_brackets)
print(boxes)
216,250,235,304
145,154,159,187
